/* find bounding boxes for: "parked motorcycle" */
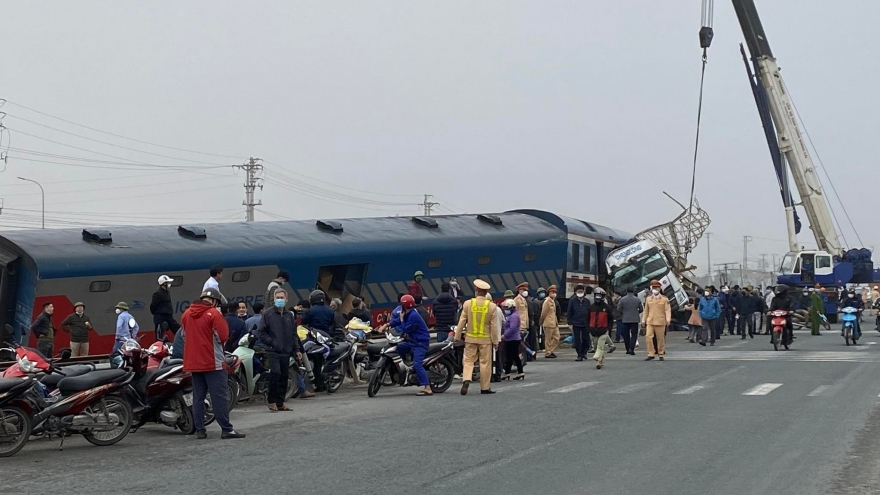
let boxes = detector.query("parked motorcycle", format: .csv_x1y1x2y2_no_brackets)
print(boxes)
299,326,355,394
769,310,790,351
841,306,861,346
231,334,300,402
119,339,214,435
0,369,40,457
3,344,135,450
367,332,455,397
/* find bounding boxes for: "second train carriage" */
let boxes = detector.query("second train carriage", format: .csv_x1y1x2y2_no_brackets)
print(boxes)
0,210,630,354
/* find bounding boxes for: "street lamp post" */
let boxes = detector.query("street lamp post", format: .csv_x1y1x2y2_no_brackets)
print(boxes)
17,177,44,229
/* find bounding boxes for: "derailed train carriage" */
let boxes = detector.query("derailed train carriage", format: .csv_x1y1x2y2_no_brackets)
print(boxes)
0,210,631,355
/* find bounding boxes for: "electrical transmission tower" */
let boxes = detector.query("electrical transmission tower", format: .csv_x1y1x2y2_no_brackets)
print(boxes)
234,157,263,222
420,194,439,216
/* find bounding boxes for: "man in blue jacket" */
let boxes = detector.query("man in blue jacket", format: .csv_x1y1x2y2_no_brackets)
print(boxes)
698,288,721,346
385,294,433,396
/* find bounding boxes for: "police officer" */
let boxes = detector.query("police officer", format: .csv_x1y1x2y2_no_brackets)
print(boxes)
454,279,499,395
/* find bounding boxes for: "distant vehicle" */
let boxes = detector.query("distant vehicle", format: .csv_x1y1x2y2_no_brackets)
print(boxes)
0,210,632,354
607,239,689,312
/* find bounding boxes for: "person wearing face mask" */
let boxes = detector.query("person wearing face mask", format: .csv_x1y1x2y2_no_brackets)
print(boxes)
454,279,499,395
567,284,591,361
112,301,139,355
769,284,794,346
839,289,864,340
588,288,615,368
449,278,461,299
540,286,561,358
409,271,425,298
698,289,721,346
224,302,248,353
513,282,530,335
641,280,671,361
526,287,541,358
809,288,824,336
500,299,525,380
61,302,92,357
257,288,305,412
720,286,734,336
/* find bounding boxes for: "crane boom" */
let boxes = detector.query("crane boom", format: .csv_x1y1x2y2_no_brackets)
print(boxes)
732,0,843,255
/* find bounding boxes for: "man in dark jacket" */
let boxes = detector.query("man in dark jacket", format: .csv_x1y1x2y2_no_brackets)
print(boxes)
567,284,591,361
61,302,92,357
224,302,248,352
257,288,304,413
330,298,349,339
181,288,244,439
432,284,458,342
151,275,179,341
587,288,615,368
729,286,744,336
346,298,372,325
530,288,545,353
616,287,643,355
302,290,335,337
31,302,55,358
735,287,756,339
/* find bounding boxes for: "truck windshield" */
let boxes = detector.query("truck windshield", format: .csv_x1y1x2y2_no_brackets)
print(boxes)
611,252,669,294
780,252,797,274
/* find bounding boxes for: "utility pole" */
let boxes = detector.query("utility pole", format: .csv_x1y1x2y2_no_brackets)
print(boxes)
742,236,753,273
706,232,713,285
234,157,263,222
714,262,740,288
420,194,439,216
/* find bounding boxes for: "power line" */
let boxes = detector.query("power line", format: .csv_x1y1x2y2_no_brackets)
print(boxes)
6,114,236,166
2,99,249,159
262,160,421,199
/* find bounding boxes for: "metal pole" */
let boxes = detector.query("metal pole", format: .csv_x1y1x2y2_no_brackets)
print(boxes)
17,176,44,229
706,232,713,285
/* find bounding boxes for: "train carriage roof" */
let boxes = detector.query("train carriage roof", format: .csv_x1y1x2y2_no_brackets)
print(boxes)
0,212,571,278
510,210,631,244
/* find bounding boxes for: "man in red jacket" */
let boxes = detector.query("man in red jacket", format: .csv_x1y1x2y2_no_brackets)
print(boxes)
181,288,245,440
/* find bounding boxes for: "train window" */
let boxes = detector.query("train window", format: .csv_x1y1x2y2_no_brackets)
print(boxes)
428,259,442,268
570,244,580,272
578,244,586,272
524,252,538,262
169,276,184,287
89,281,111,293
477,256,491,265
231,271,250,283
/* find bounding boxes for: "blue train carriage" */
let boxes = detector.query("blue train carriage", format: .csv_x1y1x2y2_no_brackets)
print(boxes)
0,212,571,355
510,210,631,298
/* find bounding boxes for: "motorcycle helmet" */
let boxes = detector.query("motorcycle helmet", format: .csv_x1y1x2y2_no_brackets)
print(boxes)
200,287,225,306
400,294,416,310
309,290,326,305
775,284,789,295
502,299,516,309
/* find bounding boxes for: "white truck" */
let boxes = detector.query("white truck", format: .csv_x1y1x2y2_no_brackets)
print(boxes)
607,239,690,312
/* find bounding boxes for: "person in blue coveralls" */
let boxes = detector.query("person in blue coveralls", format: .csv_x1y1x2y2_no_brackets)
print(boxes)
382,294,433,396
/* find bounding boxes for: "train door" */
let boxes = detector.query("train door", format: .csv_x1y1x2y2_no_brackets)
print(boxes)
315,263,369,313
0,245,20,344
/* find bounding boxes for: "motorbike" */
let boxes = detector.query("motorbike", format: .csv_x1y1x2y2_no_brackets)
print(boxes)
367,332,455,397
300,326,355,394
0,369,40,457
162,341,240,412
840,307,861,346
769,310,790,351
119,339,215,435
2,344,135,451
231,334,300,402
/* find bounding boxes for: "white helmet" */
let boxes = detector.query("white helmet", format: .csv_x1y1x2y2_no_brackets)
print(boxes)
502,299,516,309
157,275,174,285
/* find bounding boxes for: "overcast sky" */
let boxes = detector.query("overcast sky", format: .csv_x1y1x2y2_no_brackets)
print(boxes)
2,1,879,276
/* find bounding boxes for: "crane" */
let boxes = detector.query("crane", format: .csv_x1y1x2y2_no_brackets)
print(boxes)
732,0,875,289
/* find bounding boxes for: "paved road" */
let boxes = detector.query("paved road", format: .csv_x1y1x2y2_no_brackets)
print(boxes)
5,329,880,494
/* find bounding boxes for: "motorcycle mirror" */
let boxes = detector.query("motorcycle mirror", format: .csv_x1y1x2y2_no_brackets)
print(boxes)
57,348,72,361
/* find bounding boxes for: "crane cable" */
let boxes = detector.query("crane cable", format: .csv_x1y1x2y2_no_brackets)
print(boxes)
686,0,714,252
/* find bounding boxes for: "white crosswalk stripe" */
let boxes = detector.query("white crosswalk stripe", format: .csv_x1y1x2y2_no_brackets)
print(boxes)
547,382,599,394
807,385,831,397
496,382,542,393
742,383,783,396
665,350,880,362
611,382,657,394
673,385,706,395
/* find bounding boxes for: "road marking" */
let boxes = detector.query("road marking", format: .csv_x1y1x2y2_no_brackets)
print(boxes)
808,385,831,397
673,385,705,395
547,382,599,394
611,382,656,394
867,342,877,345
742,383,783,396
496,382,542,393
657,351,880,363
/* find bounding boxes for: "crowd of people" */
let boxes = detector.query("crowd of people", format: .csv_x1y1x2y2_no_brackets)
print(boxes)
25,264,879,440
